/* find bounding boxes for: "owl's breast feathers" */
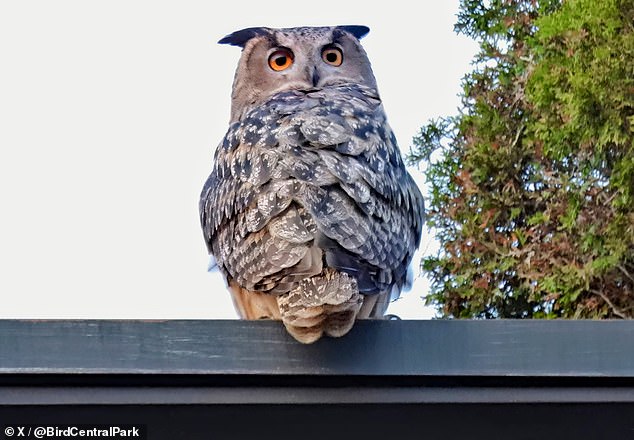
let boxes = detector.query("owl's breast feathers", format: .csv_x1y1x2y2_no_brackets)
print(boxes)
200,83,425,338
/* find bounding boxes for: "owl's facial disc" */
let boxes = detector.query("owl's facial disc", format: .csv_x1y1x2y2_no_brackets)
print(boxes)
226,26,378,122
266,44,345,88
264,41,351,90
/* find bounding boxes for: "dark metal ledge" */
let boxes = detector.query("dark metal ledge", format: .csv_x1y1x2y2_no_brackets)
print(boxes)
1,320,633,439
2,319,633,377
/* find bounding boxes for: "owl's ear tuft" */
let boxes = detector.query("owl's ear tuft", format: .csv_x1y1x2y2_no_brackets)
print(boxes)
336,25,370,40
218,27,269,47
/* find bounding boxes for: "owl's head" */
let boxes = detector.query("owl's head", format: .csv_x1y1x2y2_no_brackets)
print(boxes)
220,25,378,122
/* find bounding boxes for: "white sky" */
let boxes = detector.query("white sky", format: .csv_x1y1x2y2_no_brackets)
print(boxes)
0,1,477,319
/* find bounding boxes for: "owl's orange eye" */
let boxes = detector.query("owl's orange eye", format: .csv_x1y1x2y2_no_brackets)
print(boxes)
268,49,294,71
322,47,343,66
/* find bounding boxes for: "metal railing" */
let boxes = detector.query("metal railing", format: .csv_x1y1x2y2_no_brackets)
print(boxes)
1,320,633,439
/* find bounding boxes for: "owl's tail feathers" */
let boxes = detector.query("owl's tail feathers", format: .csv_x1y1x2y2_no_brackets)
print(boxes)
276,268,363,344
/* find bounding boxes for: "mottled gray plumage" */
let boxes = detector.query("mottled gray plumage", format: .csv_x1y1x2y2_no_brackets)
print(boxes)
200,25,424,343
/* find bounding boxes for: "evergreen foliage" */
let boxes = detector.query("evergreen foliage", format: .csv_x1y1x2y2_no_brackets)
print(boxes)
411,0,634,318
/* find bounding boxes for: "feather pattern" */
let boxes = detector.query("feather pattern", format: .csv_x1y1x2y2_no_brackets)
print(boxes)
201,79,424,342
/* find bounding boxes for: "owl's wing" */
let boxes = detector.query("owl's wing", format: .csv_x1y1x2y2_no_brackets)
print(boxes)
291,85,425,296
200,84,424,302
200,95,324,297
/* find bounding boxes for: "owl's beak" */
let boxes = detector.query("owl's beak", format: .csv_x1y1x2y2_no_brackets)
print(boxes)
311,67,320,87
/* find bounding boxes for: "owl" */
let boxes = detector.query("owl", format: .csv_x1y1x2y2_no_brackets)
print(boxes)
200,25,425,343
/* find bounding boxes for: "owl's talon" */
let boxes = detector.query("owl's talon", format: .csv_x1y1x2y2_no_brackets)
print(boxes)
384,314,401,321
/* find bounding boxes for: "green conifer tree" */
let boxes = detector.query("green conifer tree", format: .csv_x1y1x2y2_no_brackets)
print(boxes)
411,0,634,318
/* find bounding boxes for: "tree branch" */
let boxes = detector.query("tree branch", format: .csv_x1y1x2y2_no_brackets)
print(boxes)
617,264,634,286
591,289,629,319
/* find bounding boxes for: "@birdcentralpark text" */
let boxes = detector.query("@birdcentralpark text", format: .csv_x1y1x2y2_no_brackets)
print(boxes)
3,426,145,439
